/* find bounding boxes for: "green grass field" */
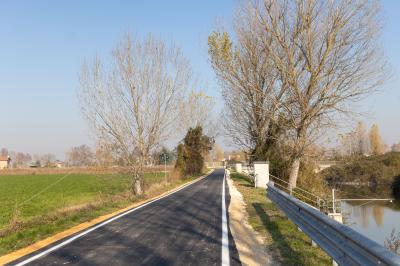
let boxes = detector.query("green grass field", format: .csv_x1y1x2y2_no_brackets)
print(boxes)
231,172,331,266
0,171,188,256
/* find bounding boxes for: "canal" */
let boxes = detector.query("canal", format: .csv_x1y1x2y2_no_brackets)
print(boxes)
341,200,400,247
335,182,400,249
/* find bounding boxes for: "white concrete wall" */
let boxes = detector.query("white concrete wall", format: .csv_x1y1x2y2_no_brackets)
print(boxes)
253,162,269,188
235,163,242,173
0,161,8,169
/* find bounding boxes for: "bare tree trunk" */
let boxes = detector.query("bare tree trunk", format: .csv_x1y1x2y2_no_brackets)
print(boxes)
130,164,144,196
288,157,300,191
133,175,143,195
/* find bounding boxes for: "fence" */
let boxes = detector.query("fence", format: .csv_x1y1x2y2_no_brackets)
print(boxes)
269,174,331,212
267,182,400,265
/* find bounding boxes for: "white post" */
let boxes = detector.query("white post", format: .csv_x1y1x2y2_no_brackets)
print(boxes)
253,161,269,188
164,157,167,182
329,189,341,266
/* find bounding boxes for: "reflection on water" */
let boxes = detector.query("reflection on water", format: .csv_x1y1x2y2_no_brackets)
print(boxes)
341,200,400,247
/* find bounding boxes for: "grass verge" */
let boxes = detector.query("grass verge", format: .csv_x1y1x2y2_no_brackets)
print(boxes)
230,172,331,266
0,171,199,256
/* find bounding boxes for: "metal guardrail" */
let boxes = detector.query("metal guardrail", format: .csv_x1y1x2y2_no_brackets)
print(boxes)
267,182,400,266
269,174,331,212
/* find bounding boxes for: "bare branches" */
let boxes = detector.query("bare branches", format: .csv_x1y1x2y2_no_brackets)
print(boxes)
385,229,400,255
210,0,387,188
178,90,218,137
78,34,193,195
208,5,284,153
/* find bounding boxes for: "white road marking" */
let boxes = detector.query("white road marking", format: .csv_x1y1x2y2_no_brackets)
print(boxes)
13,173,211,266
221,170,230,266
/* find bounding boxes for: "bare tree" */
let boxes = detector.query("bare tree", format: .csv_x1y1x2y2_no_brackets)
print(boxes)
0,148,8,156
339,122,369,156
258,0,386,188
208,6,285,159
66,145,94,167
354,122,369,155
369,124,385,155
41,153,56,167
95,140,118,167
14,152,32,168
385,229,400,255
79,34,193,195
178,90,217,137
213,144,225,161
211,0,385,187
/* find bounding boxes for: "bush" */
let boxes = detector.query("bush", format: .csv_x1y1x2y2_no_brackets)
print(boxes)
174,144,186,176
392,175,400,200
297,160,330,197
321,152,400,185
174,126,212,177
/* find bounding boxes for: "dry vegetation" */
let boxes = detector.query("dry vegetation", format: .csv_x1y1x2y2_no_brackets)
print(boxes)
0,165,172,176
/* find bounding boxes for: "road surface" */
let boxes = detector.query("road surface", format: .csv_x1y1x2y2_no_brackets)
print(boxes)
9,169,241,266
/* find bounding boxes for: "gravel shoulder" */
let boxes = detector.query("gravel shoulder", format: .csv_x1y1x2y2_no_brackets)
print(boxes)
227,171,278,266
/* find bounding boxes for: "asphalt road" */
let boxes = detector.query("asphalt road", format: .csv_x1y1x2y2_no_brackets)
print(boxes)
10,169,241,266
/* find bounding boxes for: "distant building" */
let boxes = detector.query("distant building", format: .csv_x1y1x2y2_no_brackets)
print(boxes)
55,160,64,168
392,143,400,152
224,151,247,162
28,161,40,168
0,155,11,169
314,160,341,173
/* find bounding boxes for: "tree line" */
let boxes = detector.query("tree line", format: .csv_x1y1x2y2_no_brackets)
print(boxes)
338,122,387,157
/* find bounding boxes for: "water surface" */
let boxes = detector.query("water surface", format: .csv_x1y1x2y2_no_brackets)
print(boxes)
341,200,400,247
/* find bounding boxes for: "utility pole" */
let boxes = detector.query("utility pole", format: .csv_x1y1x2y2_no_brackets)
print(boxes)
161,153,169,182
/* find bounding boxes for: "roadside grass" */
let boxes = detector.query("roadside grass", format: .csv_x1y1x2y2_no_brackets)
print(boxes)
0,171,198,256
230,172,331,266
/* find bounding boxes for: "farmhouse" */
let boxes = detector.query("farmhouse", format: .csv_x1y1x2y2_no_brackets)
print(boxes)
0,155,11,169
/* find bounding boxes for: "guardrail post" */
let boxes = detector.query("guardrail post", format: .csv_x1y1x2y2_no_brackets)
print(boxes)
311,240,317,247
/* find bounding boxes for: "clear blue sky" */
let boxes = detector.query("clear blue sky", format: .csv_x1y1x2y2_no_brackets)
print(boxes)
0,0,399,158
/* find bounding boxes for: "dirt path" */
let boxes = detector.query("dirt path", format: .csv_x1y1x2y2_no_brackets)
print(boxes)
227,172,278,266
